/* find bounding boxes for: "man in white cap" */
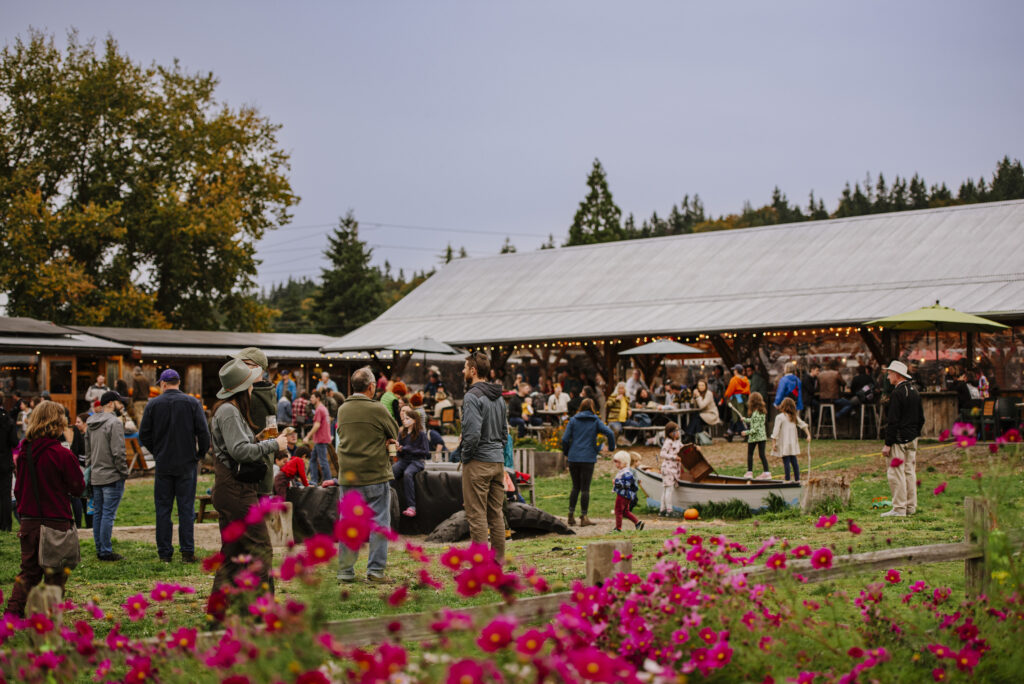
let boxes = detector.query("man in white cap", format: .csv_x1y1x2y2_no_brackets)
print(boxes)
881,361,925,518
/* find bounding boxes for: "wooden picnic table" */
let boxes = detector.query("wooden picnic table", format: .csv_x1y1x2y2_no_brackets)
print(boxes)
534,408,568,425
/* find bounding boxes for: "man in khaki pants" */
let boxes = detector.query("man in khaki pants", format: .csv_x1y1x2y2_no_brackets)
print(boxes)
881,361,925,518
454,352,509,564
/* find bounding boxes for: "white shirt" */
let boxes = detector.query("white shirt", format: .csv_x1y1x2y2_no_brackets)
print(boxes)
546,393,569,413
771,413,808,457
625,377,648,402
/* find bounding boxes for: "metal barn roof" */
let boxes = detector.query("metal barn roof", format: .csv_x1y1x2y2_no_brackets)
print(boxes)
71,326,335,350
324,200,1024,351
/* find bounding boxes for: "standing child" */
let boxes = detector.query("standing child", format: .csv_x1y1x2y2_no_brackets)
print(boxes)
612,451,646,532
658,422,683,516
770,397,811,483
742,392,771,480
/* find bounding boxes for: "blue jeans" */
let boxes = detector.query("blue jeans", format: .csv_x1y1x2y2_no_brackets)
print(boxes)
154,464,198,559
92,479,125,557
835,397,857,419
309,443,331,485
392,459,425,510
337,483,391,579
508,416,540,438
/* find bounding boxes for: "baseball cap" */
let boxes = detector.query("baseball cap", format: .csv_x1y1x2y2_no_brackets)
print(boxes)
99,390,126,406
159,369,180,383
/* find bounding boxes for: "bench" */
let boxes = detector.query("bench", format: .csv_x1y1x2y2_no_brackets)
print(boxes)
621,425,664,446
196,494,218,523
512,449,536,506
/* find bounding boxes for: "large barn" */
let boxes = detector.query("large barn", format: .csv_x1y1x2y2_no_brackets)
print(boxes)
324,200,1024,393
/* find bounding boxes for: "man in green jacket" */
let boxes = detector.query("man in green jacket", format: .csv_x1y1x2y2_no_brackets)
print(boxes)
335,366,398,583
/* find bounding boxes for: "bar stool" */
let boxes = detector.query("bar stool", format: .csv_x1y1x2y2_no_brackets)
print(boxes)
816,403,837,439
859,403,882,440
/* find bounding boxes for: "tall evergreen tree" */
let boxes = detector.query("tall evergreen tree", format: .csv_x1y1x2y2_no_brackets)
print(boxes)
908,174,930,209
565,159,624,245
988,156,1024,201
807,191,829,220
313,212,385,337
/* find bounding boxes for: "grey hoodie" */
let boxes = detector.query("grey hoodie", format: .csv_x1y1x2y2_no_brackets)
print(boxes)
85,411,129,486
458,381,508,464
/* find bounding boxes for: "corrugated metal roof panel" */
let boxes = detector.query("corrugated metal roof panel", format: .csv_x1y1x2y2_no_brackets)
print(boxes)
0,334,131,353
323,200,1024,350
71,326,335,349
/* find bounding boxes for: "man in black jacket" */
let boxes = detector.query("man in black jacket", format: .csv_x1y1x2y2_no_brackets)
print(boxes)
0,392,18,532
139,369,211,562
881,361,925,518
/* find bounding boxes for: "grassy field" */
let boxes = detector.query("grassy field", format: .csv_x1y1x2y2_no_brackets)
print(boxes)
0,438,1017,643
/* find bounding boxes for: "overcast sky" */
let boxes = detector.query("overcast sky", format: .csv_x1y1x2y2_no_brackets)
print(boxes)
4,1,1023,289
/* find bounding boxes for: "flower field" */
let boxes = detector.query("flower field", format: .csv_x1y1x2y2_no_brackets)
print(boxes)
1,429,1022,682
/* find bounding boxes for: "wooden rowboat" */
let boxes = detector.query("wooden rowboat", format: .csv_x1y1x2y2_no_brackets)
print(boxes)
634,467,802,511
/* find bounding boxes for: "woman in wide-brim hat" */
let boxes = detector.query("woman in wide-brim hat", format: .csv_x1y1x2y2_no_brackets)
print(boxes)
209,358,287,597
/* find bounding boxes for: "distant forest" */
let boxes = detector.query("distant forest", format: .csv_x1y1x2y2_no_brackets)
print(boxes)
563,155,1024,246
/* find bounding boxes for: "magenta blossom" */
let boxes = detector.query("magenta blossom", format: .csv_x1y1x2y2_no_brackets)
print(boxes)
811,547,834,569
121,594,149,621
933,482,947,495
815,515,838,529
885,569,901,584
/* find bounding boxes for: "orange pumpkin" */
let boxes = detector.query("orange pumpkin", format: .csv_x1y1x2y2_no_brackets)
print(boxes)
683,508,700,520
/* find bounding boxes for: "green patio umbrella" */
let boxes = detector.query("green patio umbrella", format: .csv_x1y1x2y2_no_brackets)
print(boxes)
865,301,1008,379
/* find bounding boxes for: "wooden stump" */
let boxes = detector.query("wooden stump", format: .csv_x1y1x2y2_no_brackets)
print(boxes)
585,541,632,585
799,475,852,514
267,502,294,549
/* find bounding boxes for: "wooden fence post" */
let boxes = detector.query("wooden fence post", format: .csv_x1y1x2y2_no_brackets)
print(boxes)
586,541,632,585
964,497,992,597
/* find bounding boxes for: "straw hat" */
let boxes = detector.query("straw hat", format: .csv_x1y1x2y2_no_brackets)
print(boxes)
217,358,264,399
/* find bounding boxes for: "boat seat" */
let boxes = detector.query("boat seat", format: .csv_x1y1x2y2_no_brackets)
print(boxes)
679,443,716,482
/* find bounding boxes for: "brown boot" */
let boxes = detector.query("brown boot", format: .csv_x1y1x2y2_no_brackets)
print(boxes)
579,516,596,527
567,512,576,526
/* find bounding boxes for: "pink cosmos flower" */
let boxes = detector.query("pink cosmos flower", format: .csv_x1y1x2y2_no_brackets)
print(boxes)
93,659,112,682
404,542,430,564
954,648,980,672
847,519,862,535
418,568,443,589
932,667,946,681
815,515,838,529
244,495,287,525
295,671,329,684
232,570,260,591
32,651,64,670
791,545,812,558
956,434,977,448
334,516,372,551
885,569,901,584
27,612,53,634
222,678,251,684
810,548,833,569
933,482,947,495
709,641,733,668
698,627,718,644
1002,428,1021,442
847,647,864,658
515,628,547,656
105,625,129,651
933,587,951,604
202,552,225,573
672,627,690,644
446,660,485,684
170,626,197,651
304,534,337,565
279,554,305,581
387,585,409,607
765,552,787,570
338,490,373,521
569,647,619,682
440,546,465,570
454,567,485,597
121,594,149,622
910,580,927,593
939,429,951,442
952,422,975,437
221,520,247,543
928,644,955,659
889,457,904,468
477,616,517,652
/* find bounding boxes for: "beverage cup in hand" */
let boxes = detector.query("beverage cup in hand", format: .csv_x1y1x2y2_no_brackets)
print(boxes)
264,415,278,438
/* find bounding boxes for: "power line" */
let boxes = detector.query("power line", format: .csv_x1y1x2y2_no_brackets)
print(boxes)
261,219,550,240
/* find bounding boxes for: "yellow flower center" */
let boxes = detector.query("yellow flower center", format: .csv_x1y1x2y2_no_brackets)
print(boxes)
347,528,358,538
353,505,364,516
314,548,325,558
586,663,599,674
491,633,501,643
526,639,537,650
179,638,189,647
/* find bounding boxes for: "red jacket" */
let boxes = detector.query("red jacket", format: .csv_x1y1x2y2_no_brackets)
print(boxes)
14,437,86,520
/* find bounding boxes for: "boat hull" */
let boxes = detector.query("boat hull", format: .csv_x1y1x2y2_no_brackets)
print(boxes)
634,468,801,511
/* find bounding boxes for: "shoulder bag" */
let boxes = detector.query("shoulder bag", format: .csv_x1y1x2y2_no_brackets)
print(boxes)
25,442,81,569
